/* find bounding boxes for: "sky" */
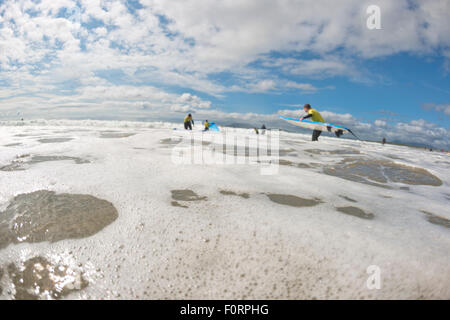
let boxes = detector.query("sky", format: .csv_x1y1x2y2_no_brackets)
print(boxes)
0,0,449,148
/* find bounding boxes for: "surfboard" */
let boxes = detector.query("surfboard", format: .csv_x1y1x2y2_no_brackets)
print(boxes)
209,123,220,132
279,115,351,135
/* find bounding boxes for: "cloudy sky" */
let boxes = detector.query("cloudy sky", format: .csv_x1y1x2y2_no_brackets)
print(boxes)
0,0,449,148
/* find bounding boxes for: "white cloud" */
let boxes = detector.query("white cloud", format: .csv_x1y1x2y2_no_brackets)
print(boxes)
374,120,387,127
285,81,319,94
422,103,450,116
246,80,277,93
1,0,449,96
0,0,449,148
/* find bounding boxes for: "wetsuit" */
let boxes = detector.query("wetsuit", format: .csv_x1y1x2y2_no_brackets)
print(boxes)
261,124,266,135
184,116,194,130
303,108,324,141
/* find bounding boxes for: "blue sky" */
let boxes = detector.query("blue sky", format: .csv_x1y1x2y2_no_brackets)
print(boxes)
0,0,449,148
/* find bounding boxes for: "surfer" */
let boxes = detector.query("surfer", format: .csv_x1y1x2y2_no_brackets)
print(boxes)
184,114,194,130
261,124,266,135
300,104,325,141
203,120,210,132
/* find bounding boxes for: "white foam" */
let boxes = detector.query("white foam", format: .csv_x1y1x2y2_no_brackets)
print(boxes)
0,120,449,299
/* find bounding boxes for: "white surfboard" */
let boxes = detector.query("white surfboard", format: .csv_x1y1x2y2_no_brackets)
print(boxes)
279,115,352,135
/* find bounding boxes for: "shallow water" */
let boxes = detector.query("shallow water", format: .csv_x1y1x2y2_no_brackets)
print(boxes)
0,190,118,249
0,121,449,300
266,194,322,207
336,206,374,220
7,256,88,300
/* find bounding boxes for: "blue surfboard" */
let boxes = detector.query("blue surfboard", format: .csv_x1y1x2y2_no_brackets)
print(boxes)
209,123,220,132
279,115,361,140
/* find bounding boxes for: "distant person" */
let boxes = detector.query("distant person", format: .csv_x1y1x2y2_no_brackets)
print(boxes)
203,120,210,131
254,128,259,135
184,114,194,130
261,124,266,135
300,104,325,141
382,137,386,145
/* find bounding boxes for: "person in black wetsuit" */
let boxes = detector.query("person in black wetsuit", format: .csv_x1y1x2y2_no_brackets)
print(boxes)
184,114,194,130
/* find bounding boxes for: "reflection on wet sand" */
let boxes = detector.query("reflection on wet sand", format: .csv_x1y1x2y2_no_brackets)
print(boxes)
267,194,322,208
7,256,88,300
0,190,118,249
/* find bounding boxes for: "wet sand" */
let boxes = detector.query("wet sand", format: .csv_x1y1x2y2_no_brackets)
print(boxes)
171,189,207,202
266,194,322,208
324,159,441,188
336,206,374,220
0,155,90,171
219,190,250,199
422,211,450,229
7,256,88,300
38,138,74,143
0,190,118,249
100,132,135,139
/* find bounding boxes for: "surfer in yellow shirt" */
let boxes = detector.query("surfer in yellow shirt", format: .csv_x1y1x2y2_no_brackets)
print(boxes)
184,114,194,130
300,104,325,141
203,120,210,131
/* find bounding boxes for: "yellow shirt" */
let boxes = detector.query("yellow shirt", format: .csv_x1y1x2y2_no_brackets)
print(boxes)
204,122,210,128
308,109,324,123
184,116,193,123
